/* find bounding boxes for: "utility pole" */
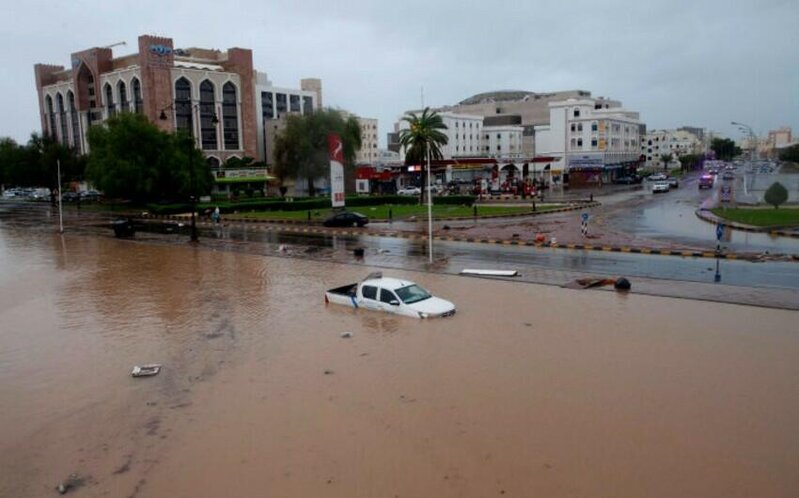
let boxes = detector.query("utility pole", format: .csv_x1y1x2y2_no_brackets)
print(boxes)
57,159,63,233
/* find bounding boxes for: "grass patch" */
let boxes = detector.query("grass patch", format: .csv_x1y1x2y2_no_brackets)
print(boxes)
712,207,799,227
230,204,556,222
779,162,799,174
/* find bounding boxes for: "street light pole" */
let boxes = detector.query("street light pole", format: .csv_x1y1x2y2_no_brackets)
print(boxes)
731,121,757,161
426,147,433,263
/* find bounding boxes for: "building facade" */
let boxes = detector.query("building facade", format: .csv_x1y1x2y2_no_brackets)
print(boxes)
641,128,703,170
256,73,321,165
35,34,324,175
535,98,643,185
355,117,379,165
35,35,259,166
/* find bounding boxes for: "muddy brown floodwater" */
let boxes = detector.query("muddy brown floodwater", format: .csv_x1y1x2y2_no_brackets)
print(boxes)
1,227,798,497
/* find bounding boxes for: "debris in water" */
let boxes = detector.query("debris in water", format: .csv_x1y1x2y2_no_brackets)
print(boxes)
131,364,162,377
340,332,353,339
324,369,334,375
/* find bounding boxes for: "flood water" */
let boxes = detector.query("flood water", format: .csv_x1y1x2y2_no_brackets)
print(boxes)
1,226,799,497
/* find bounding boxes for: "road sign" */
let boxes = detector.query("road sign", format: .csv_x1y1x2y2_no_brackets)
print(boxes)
716,223,724,241
581,212,589,222
720,184,732,203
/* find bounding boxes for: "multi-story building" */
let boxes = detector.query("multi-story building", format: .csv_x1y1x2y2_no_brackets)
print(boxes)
355,117,379,165
35,35,258,167
482,125,524,158
641,128,703,170
256,73,321,165
435,90,622,157
535,98,643,185
34,34,323,174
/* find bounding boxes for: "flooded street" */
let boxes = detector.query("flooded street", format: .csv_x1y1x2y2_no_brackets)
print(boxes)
2,226,799,497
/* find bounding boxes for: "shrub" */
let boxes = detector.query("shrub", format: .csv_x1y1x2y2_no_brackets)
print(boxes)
764,182,788,209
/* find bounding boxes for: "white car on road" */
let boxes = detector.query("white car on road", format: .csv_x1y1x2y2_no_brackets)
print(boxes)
652,181,670,193
397,186,421,196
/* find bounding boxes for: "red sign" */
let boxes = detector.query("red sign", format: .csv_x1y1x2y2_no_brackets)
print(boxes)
328,134,343,162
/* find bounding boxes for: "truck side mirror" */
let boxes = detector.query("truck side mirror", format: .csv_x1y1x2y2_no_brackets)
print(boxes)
389,300,400,306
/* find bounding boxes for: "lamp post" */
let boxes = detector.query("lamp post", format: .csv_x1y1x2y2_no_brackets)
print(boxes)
731,121,757,162
160,103,218,243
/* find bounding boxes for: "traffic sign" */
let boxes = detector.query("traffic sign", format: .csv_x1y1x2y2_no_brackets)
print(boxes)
716,223,724,241
581,212,589,222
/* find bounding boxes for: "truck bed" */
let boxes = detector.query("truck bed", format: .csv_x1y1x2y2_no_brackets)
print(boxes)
325,283,359,307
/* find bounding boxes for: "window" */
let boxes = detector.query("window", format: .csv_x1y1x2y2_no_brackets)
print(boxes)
276,93,287,114
380,289,398,304
105,83,115,118
362,285,377,300
68,91,80,152
591,139,598,148
289,94,300,112
131,78,142,114
577,123,583,132
45,95,56,137
395,284,431,304
570,123,576,132
56,93,67,144
199,80,217,150
174,77,192,135
262,92,274,119
302,96,313,114
497,133,501,139
573,109,580,118
116,81,127,113
591,122,598,131
222,82,239,150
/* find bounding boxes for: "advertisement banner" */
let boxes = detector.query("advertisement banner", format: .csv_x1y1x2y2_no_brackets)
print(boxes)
328,134,345,207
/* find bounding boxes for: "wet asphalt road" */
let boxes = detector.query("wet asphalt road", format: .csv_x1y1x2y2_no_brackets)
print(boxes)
2,199,799,292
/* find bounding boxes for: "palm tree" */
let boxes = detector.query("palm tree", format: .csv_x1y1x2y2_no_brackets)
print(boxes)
399,107,448,205
659,153,673,172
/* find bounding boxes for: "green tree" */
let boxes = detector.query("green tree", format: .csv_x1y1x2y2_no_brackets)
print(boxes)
764,182,788,209
779,144,799,163
0,134,82,190
678,153,704,171
86,113,212,203
398,107,449,204
710,138,742,161
273,109,361,197
659,153,673,171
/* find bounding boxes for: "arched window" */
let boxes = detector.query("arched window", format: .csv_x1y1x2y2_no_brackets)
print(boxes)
174,77,193,135
117,81,128,113
45,95,56,138
199,80,217,150
222,82,239,150
131,78,142,114
56,93,67,144
68,91,81,153
206,157,220,168
105,83,115,118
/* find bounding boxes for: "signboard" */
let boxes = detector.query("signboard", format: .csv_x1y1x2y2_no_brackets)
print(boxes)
328,134,345,207
716,223,724,241
355,179,370,194
581,212,590,222
720,184,733,203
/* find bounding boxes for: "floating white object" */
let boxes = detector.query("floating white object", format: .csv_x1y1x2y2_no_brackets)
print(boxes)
131,364,162,377
460,269,519,277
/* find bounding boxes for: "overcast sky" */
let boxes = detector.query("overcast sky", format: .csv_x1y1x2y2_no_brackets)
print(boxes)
1,0,797,146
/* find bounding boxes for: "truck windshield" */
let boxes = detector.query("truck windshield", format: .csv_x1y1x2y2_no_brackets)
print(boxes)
395,284,432,304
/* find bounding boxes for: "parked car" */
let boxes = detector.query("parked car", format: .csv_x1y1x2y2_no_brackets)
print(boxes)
666,177,679,188
613,176,641,185
647,173,667,182
322,211,368,227
698,175,714,189
722,171,735,180
61,191,80,202
652,181,670,193
397,186,421,196
80,190,102,202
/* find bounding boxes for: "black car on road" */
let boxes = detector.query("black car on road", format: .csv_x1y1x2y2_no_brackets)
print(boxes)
323,211,369,227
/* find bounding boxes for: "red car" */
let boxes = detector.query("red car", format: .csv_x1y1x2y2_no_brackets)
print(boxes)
698,175,714,189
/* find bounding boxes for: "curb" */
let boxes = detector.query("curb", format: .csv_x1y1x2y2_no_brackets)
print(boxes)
695,209,799,239
138,214,799,262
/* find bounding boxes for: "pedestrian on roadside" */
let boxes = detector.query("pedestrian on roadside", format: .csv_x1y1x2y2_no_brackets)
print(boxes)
213,206,221,223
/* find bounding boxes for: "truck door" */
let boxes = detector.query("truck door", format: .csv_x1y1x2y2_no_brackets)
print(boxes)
379,288,401,313
360,285,380,310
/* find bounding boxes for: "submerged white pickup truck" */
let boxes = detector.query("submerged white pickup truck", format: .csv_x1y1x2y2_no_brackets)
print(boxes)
325,272,456,319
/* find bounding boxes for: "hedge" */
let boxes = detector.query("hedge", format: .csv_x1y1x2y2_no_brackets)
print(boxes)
146,194,477,215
